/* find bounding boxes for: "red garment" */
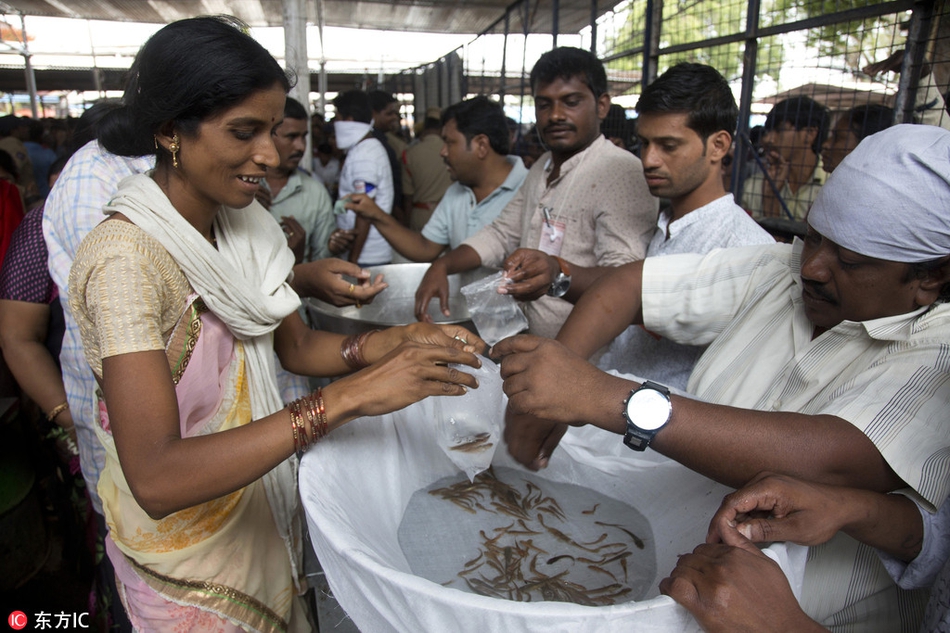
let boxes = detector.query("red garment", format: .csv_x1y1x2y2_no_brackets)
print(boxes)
0,179,24,266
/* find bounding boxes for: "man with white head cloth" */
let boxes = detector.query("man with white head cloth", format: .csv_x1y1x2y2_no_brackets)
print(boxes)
490,124,950,631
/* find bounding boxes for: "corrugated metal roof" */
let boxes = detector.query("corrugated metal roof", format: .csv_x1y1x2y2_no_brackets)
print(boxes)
1,0,609,35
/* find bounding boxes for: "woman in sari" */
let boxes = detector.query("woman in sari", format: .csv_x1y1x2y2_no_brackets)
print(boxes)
68,16,482,632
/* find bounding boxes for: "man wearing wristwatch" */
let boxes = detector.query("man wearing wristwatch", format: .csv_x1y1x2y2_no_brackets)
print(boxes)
490,125,950,632
414,47,657,341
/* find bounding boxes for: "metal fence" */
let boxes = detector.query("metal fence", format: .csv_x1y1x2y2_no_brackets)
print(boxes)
388,0,949,228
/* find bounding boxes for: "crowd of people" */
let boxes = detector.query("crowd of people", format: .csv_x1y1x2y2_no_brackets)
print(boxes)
0,12,948,633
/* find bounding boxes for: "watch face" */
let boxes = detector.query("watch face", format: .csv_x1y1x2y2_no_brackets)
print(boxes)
626,388,672,431
549,274,571,297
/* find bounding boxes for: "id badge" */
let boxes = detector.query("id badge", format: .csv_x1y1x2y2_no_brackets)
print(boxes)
539,220,566,256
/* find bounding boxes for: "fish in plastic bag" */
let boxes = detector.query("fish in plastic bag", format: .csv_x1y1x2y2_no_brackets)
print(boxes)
435,355,506,481
460,271,529,347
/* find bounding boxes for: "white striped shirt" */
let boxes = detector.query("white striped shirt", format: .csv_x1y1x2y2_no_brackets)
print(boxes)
642,239,950,631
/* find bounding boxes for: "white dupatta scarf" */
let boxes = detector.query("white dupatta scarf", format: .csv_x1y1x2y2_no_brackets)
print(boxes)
103,173,305,590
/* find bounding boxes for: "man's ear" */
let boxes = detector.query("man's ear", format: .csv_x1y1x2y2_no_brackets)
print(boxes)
472,133,491,160
596,93,611,121
707,131,731,163
915,255,950,307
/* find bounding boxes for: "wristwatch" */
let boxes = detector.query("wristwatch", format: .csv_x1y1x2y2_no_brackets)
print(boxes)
622,381,672,451
546,256,572,297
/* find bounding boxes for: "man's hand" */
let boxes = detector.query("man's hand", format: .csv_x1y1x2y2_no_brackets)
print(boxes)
344,193,388,224
490,334,629,425
280,216,306,264
500,248,559,301
503,408,569,471
415,260,451,323
292,258,387,306
328,229,355,256
863,50,904,77
706,472,858,548
659,539,821,633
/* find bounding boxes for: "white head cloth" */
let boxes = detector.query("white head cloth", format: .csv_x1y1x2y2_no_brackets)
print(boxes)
103,173,305,588
808,123,950,263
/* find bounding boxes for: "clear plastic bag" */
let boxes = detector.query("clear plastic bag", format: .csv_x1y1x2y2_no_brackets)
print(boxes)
434,355,505,481
460,271,529,346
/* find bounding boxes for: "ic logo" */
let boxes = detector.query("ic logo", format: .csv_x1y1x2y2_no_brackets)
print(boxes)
8,611,27,630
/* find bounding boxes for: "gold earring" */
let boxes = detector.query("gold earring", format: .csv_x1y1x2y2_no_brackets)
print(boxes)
169,134,180,169
153,135,159,150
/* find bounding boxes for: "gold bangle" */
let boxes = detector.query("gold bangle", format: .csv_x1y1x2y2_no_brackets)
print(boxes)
46,401,69,423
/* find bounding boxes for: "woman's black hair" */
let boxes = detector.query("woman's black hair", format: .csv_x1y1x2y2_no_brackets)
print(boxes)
98,15,293,161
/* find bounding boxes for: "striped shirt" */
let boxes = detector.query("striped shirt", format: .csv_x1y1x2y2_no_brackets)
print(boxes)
42,142,154,513
642,239,950,631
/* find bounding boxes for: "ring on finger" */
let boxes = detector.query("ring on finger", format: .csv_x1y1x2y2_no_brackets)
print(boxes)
347,283,355,295
355,301,362,309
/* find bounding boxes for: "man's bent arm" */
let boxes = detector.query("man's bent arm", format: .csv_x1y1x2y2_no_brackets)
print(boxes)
494,334,905,493
556,260,645,356
652,399,904,491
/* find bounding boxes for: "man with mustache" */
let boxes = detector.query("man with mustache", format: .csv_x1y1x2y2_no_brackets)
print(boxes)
598,63,773,389
414,46,657,341
344,96,528,262
260,96,335,264
492,124,950,631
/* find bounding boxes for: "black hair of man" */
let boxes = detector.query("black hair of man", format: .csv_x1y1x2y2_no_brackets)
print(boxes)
284,96,308,121
635,62,738,143
441,96,510,155
601,103,628,140
333,90,372,124
529,46,607,98
368,89,397,114
841,104,893,141
28,119,46,144
423,116,442,132
764,96,830,155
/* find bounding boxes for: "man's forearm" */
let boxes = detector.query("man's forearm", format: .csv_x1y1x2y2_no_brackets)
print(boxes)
434,244,483,275
556,260,645,358
653,399,905,492
370,212,445,262
839,490,922,562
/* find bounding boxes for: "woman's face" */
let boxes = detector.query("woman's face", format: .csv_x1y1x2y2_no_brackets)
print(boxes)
171,83,286,213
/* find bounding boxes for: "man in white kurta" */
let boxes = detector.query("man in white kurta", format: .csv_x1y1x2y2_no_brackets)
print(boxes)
492,124,950,631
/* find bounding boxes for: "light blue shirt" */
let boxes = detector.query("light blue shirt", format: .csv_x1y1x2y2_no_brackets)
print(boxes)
421,156,528,249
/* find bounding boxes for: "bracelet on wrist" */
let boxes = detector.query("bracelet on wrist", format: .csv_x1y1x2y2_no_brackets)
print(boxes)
288,388,330,453
340,329,379,370
46,401,70,423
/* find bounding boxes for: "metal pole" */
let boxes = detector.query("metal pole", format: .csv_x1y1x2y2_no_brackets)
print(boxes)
20,13,37,117
734,0,761,200
590,0,598,55
894,0,935,124
501,10,509,99
316,0,327,116
642,0,662,92
283,0,311,161
553,0,559,48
